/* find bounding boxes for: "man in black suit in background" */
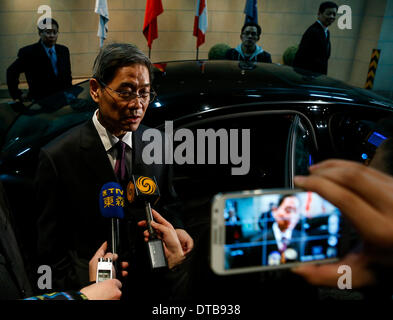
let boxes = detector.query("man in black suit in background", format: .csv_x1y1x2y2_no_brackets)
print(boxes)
35,43,193,299
6,18,72,102
293,2,338,75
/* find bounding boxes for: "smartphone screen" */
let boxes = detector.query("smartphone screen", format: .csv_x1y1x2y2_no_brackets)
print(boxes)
220,191,341,271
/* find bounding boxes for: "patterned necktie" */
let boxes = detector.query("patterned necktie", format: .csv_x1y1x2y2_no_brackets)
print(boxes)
48,48,58,76
280,237,288,264
114,140,128,185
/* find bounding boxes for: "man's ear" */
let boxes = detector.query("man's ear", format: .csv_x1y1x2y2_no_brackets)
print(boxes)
90,78,101,104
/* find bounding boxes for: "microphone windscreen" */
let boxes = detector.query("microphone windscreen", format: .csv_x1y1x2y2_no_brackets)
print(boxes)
99,182,125,219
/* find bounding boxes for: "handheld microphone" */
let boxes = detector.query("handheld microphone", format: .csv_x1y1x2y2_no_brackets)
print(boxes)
126,175,168,270
99,182,125,276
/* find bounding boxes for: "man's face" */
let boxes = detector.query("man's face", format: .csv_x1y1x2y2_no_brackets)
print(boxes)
90,63,151,137
240,26,259,48
318,7,337,27
272,196,300,232
39,24,58,47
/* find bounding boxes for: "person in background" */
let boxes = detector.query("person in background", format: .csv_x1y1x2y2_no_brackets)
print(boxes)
226,22,272,63
293,1,338,75
6,17,72,103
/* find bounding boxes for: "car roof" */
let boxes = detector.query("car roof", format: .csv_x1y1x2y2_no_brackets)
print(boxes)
152,60,393,108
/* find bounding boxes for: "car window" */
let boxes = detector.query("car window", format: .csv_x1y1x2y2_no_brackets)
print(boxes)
329,110,393,164
289,115,317,180
171,112,311,202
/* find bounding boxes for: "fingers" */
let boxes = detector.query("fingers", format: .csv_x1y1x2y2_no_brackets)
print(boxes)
308,163,393,213
179,232,194,254
139,217,170,240
294,174,390,245
121,261,129,278
151,209,173,228
310,159,393,184
292,253,376,288
110,278,122,289
292,262,341,287
93,241,108,259
137,220,146,227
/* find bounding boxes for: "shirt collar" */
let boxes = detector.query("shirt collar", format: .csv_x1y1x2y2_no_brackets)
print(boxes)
92,109,132,151
316,20,329,34
272,222,293,242
41,40,55,53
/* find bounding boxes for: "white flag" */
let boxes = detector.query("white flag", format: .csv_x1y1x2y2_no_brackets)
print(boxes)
95,0,109,47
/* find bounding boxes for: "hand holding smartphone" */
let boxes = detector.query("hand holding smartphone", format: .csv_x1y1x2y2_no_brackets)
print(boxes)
210,189,343,275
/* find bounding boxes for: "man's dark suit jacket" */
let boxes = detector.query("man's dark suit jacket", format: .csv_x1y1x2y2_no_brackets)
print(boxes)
7,41,72,101
293,21,331,75
35,119,183,294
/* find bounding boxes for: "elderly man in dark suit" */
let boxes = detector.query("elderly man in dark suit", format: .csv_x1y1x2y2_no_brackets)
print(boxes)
35,43,193,299
6,18,72,102
293,2,338,75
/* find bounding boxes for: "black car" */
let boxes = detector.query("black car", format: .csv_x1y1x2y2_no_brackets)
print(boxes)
1,60,393,300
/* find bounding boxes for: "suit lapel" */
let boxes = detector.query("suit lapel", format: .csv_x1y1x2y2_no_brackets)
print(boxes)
80,120,117,183
132,125,147,175
36,41,56,78
326,30,331,58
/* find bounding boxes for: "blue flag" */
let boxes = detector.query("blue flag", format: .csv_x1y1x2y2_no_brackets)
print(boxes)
244,0,258,24
95,0,109,47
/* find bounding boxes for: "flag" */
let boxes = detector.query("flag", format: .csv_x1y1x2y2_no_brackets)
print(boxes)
153,63,167,72
193,0,208,48
95,0,109,47
244,0,258,24
143,0,164,49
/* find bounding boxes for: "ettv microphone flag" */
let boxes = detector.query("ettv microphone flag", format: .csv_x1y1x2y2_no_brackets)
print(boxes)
99,182,125,219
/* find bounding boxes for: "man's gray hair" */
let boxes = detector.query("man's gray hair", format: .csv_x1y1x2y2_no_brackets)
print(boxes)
92,43,152,84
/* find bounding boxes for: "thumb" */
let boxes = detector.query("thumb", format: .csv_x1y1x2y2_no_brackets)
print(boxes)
94,241,108,259
292,262,341,287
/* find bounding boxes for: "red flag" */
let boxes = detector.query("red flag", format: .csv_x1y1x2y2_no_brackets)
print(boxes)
143,0,163,49
153,63,167,72
193,0,208,48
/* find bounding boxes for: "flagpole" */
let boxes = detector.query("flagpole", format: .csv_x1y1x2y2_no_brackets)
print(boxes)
149,47,151,59
196,27,199,60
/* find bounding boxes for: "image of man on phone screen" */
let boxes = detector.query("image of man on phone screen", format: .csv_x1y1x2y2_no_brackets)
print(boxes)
264,195,302,265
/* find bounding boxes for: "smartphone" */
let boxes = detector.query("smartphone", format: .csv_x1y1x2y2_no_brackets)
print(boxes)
210,189,343,275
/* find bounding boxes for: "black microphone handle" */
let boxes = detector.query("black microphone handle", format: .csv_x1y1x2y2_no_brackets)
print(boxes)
111,218,120,277
145,201,157,239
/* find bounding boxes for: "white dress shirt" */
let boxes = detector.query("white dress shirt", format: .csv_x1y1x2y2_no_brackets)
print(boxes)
272,222,293,251
92,109,132,174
